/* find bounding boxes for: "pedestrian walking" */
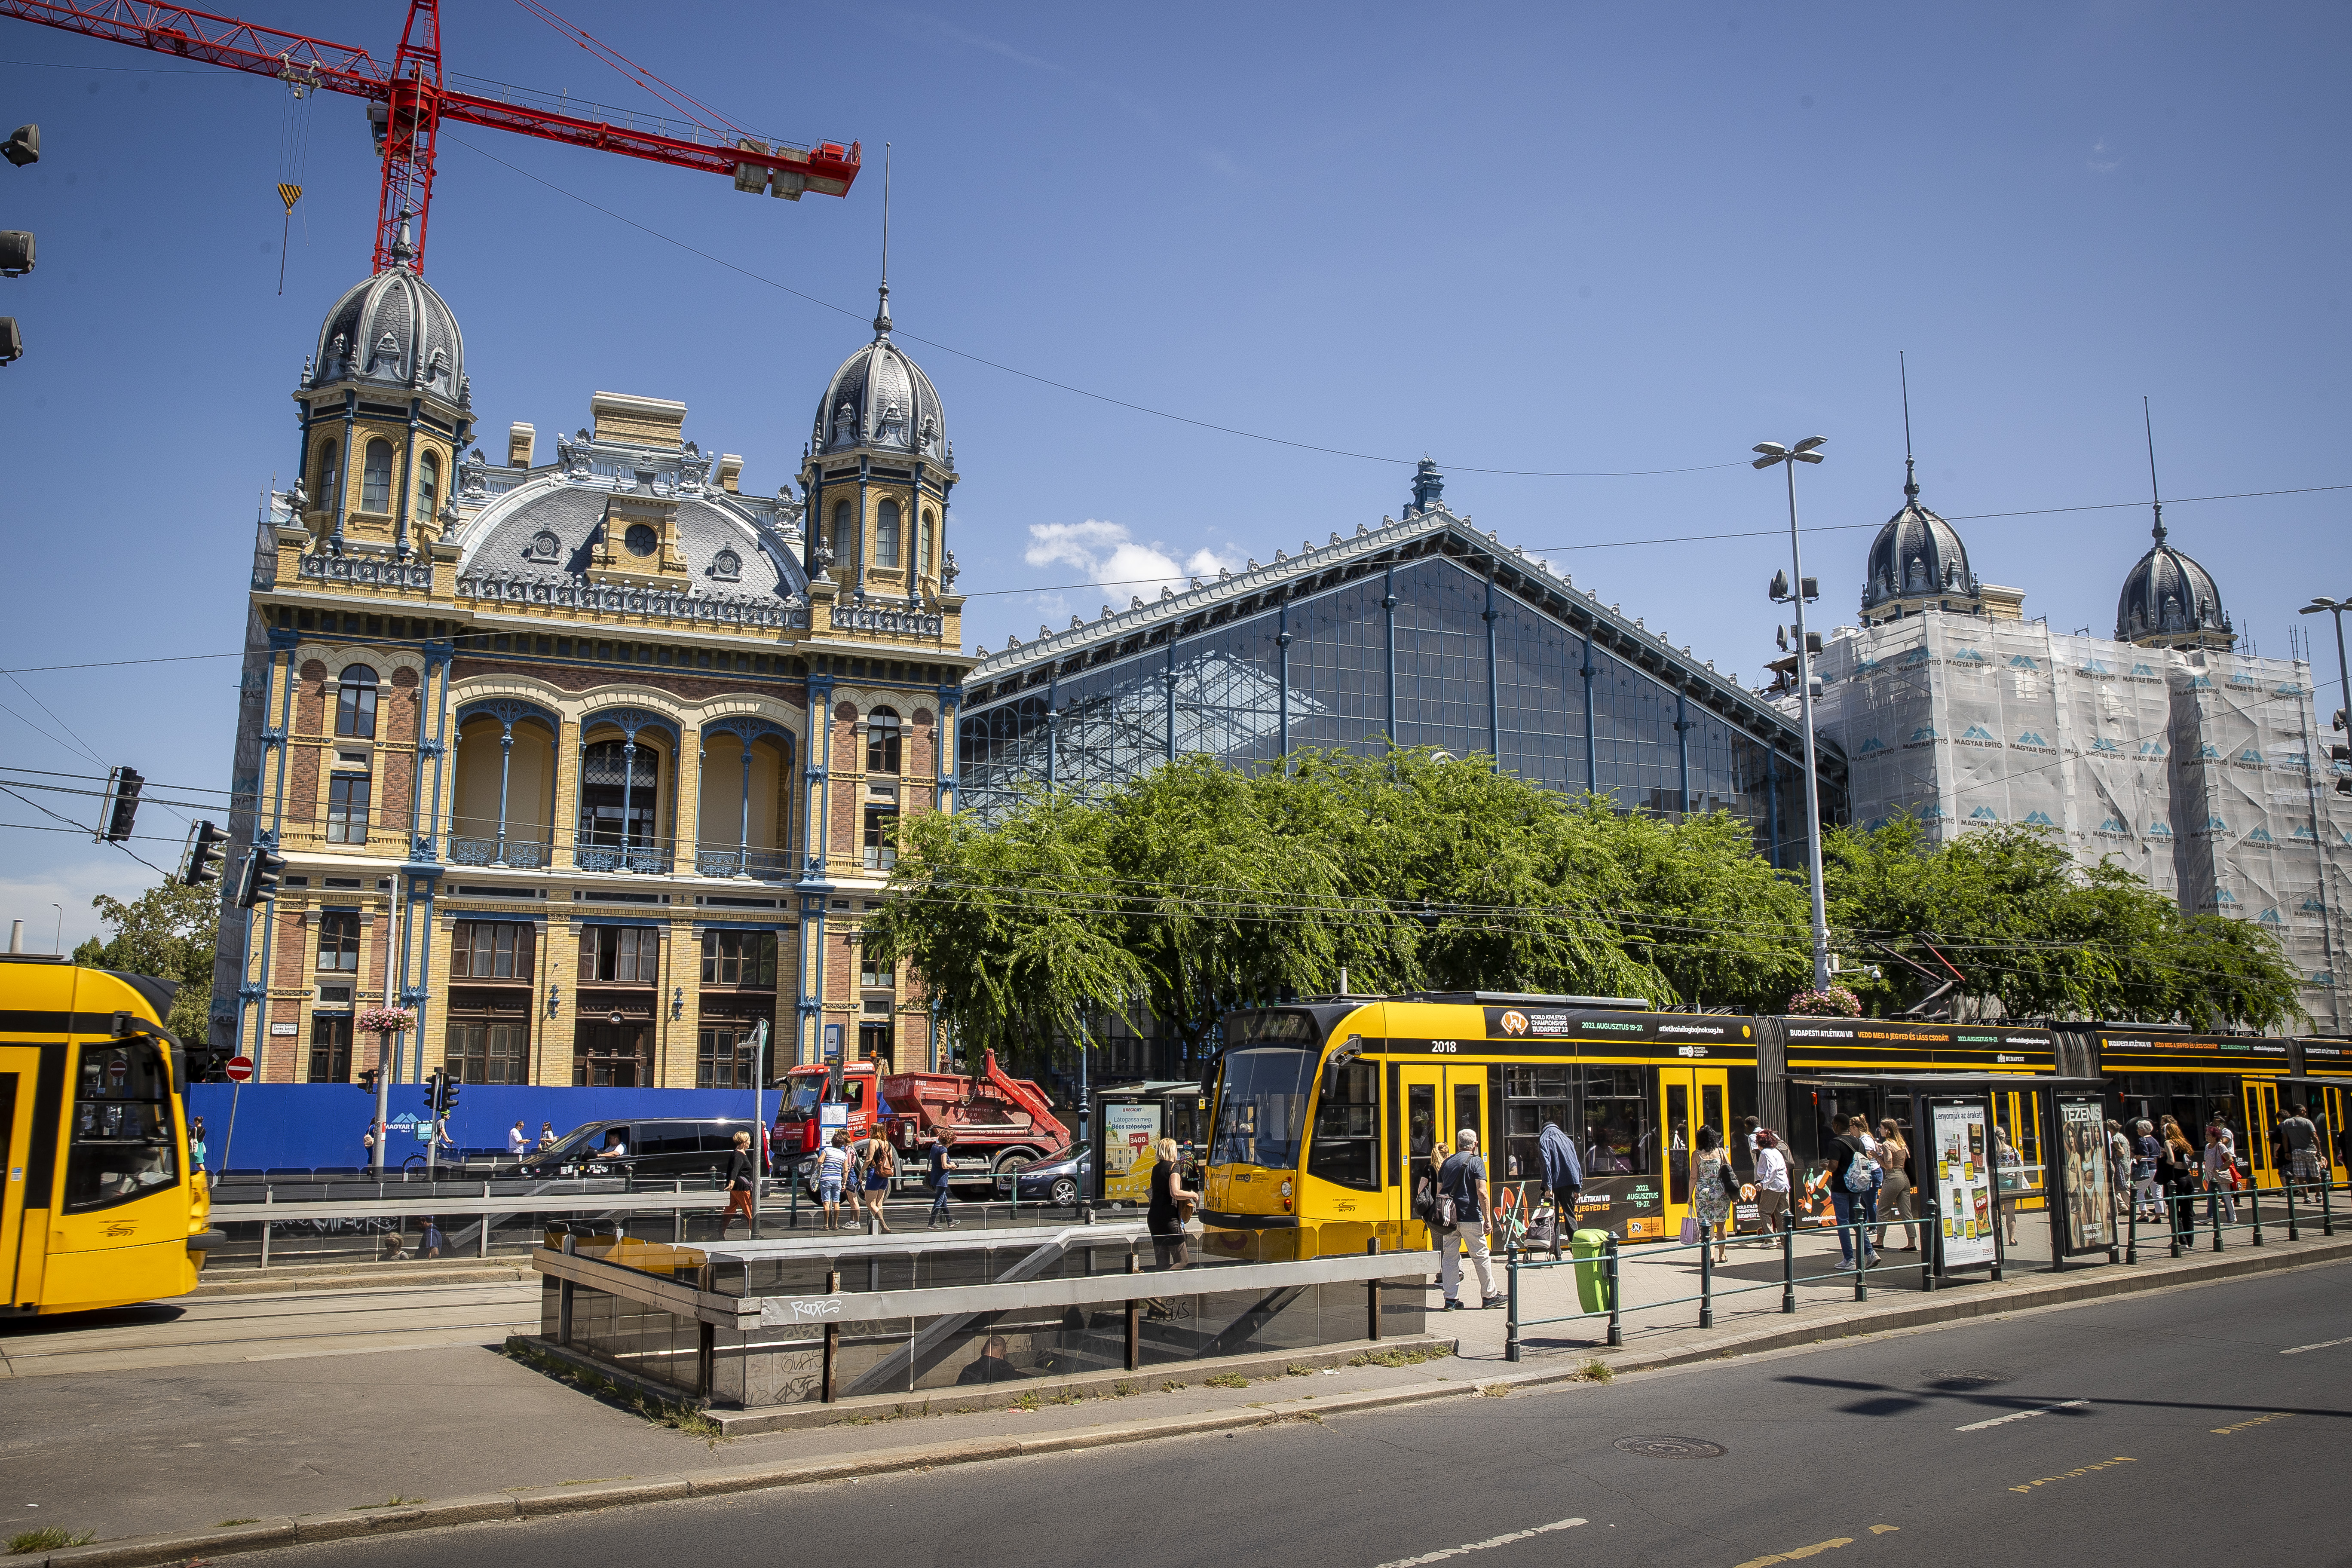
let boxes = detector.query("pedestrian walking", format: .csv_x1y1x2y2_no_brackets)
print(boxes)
816,1129,851,1230
421,1217,444,1259
1692,1125,1734,1263
2105,1119,2132,1220
1994,1126,2024,1244
926,1129,957,1229
2201,1122,2238,1227
361,1121,378,1165
188,1116,208,1178
1752,1129,1792,1235
2159,1124,2198,1244
2128,1120,2162,1220
723,1130,758,1235
2280,1102,2325,1189
1537,1119,1583,1255
1825,1115,1881,1268
1873,1118,1916,1250
1435,1129,1502,1310
856,1132,895,1233
1147,1136,1195,1270
508,1120,530,1159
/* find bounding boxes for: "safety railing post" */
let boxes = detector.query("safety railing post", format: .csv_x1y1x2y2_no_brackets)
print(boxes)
1124,1253,1141,1372
2168,1189,2183,1258
2284,1173,2299,1243
1605,1235,1623,1348
1506,1240,1522,1360
258,1186,272,1270
483,1180,493,1258
1852,1214,1868,1302
2211,1183,2225,1253
821,1268,841,1403
674,1177,684,1246
2125,1192,2138,1265
558,1231,576,1345
2249,1179,2263,1245
1366,1237,1382,1342
695,1262,716,1402
1697,1231,1714,1329
1918,1197,1937,1292
1782,1209,1797,1312
2322,1172,2336,1238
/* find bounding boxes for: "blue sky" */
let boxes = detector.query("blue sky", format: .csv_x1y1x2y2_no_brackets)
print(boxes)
3,2,2346,946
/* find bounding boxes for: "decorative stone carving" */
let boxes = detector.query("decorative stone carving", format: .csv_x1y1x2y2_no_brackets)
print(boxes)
774,484,804,529
833,401,859,446
679,441,712,493
457,450,489,500
940,550,960,589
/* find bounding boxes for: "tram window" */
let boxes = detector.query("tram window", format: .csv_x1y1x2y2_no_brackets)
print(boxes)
63,1041,179,1213
1580,1069,1651,1177
1453,1082,1482,1150
1305,1059,1379,1191
1408,1083,1436,1168
1209,1049,1315,1169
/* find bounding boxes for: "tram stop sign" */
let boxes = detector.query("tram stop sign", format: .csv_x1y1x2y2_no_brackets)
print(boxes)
224,1055,254,1083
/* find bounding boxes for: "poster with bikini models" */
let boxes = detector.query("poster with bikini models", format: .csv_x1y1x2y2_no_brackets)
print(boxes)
2060,1095,2113,1252
1931,1100,1996,1268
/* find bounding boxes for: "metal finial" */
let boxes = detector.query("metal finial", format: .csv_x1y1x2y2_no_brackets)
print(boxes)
389,209,415,267
873,143,892,339
1899,351,1918,504
2143,396,2165,543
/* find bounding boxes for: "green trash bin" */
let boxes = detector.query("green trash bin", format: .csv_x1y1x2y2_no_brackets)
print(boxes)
1571,1228,1615,1314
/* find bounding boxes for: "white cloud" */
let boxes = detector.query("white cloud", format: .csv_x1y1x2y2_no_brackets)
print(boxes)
2086,138,2120,174
0,846,158,955
1024,520,1241,611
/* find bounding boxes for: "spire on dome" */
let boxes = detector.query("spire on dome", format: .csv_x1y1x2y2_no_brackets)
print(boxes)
872,141,892,339
1900,350,1919,504
2143,395,2166,544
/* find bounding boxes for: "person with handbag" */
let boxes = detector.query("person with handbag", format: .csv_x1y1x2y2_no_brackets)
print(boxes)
1147,1136,1196,1270
1872,1119,1915,1251
1434,1130,1502,1311
2201,1122,2237,1227
1691,1125,1735,1263
2158,1123,2198,1245
722,1130,758,1237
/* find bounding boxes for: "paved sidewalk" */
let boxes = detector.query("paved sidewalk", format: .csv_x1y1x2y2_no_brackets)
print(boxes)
4,1222,2345,1566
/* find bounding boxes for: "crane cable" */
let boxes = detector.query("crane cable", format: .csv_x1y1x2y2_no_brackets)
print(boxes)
274,68,315,295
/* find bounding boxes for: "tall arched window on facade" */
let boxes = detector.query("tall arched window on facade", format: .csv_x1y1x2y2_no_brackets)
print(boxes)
875,499,901,568
919,508,936,578
866,706,901,774
578,739,659,851
416,451,440,518
334,664,379,739
314,438,339,510
361,439,394,511
830,499,854,570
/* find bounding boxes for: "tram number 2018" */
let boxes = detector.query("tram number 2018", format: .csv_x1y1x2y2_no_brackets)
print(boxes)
1427,1041,1458,1054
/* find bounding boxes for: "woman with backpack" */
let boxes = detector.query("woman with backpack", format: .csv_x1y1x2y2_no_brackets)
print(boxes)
1824,1115,1881,1269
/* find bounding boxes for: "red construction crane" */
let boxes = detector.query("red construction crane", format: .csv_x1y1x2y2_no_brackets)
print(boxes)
0,0,860,274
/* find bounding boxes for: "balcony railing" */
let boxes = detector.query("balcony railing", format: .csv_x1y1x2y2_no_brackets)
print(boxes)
695,848,791,880
448,836,548,869
575,845,674,875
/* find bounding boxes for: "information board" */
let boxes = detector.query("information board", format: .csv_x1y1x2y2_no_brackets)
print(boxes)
1929,1100,1996,1268
1100,1102,1162,1205
2057,1094,2114,1253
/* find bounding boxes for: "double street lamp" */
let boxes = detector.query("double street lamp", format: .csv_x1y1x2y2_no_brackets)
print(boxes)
1754,437,1832,993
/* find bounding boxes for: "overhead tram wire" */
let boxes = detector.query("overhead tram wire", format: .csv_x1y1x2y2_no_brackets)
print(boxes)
0,784,171,880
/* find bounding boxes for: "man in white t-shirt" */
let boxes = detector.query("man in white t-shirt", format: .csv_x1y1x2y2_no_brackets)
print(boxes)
1752,1130,1791,1234
508,1120,529,1158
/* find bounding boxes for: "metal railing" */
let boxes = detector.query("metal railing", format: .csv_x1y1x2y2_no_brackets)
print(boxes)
2129,1173,2337,1262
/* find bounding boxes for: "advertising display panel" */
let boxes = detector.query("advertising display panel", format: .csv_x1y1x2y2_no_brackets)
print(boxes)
2056,1094,2114,1253
1101,1102,1161,1205
1929,1100,1997,1269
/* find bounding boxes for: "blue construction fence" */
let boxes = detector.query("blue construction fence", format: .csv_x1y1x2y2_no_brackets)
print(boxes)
188,1084,772,1173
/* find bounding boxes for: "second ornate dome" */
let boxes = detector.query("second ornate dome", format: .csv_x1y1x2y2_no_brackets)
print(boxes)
811,284,946,463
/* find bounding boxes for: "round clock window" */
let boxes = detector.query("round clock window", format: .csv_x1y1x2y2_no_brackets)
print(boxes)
624,523,659,557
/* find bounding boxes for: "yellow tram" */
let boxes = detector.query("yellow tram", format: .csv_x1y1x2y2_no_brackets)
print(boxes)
1,955,219,1315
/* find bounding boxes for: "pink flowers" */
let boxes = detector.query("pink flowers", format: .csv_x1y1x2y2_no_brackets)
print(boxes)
355,1004,417,1034
1785,986,1861,1017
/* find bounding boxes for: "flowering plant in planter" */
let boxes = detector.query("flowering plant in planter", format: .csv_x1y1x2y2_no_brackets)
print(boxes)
355,1004,417,1035
1785,986,1861,1018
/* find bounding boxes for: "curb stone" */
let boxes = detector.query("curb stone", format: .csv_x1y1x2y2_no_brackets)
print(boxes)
27,1237,2348,1568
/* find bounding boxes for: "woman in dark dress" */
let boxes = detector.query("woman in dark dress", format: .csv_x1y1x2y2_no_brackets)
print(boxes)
1148,1136,1196,1269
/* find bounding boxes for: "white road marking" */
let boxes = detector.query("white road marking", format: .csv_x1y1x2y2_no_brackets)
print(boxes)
1956,1399,2090,1431
1375,1516,1587,1568
2281,1335,2352,1355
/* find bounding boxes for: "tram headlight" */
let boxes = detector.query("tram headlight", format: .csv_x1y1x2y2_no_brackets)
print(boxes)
1279,1178,1294,1212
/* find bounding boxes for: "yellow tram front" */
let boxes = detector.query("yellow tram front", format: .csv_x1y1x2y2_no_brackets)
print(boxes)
2,954,218,1316
1199,994,1762,1262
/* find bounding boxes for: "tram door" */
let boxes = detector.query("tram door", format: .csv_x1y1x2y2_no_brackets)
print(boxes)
2322,1087,2350,1181
2241,1080,2281,1190
1398,1063,1488,1228
1995,1089,2045,1211
1661,1066,1731,1234
0,1048,32,1308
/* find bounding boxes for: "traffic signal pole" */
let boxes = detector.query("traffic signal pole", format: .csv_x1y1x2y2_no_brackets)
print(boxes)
371,1052,390,1178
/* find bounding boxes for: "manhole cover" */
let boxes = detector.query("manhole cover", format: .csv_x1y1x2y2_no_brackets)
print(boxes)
1921,1369,2009,1388
1613,1436,1726,1458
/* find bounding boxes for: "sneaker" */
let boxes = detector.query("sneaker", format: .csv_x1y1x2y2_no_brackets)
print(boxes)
1443,1298,1467,1311
1481,1294,1509,1309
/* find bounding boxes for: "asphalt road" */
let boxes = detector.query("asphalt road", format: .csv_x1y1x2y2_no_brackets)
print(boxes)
193,1262,2352,1568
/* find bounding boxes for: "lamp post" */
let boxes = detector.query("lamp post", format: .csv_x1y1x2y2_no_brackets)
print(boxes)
1754,437,1832,993
2297,594,2352,1029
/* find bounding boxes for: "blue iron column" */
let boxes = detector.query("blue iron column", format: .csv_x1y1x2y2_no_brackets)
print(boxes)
241,634,299,1069
1580,631,1599,796
1276,602,1292,766
1674,688,1694,817
1164,640,1178,761
1045,671,1061,792
492,716,514,866
739,732,755,876
1482,576,1501,764
1383,564,1398,744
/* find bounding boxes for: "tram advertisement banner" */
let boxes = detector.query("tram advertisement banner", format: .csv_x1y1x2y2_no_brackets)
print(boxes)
1930,1101,1996,1268
1101,1103,1161,1205
2057,1095,2113,1253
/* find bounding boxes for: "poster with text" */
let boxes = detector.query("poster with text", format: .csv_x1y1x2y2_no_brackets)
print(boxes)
1931,1101,1996,1268
2060,1096,2113,1252
1102,1103,1162,1205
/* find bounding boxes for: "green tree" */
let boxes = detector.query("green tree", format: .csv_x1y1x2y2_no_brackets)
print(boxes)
70,879,218,1042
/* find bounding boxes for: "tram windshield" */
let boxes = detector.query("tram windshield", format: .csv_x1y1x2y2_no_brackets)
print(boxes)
1209,1047,1317,1169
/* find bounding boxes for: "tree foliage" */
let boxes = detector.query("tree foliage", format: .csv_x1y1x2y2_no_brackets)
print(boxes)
70,879,218,1043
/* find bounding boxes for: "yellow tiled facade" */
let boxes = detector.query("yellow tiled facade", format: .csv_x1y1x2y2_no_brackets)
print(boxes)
216,269,977,1091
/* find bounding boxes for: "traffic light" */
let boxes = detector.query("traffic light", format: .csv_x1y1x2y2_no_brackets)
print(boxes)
1,125,35,168
0,232,28,278
439,1076,461,1115
358,1067,380,1097
421,1068,442,1114
233,846,285,910
98,766,143,843
178,820,229,887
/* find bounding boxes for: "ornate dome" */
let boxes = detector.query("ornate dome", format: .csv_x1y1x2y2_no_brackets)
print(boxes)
2116,520,2231,646
1860,466,1977,614
810,285,946,462
310,265,464,405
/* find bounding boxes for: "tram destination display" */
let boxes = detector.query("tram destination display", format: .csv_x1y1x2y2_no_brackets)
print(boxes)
2057,1094,2114,1253
1930,1101,1996,1268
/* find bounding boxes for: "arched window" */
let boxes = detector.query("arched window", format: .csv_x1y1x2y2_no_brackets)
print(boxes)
361,439,395,511
830,498,854,567
417,451,440,518
335,664,379,739
866,706,901,774
875,498,901,568
314,438,340,508
578,739,660,850
920,508,937,576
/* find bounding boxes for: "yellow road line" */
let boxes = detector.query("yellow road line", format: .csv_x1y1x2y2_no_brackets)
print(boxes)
2009,1456,2136,1492
2211,1413,2291,1434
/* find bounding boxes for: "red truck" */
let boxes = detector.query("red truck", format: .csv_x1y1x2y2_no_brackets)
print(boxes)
775,1050,1070,1194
